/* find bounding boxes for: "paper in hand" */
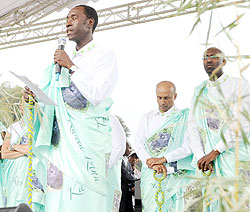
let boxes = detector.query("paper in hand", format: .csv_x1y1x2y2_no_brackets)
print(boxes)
9,71,57,106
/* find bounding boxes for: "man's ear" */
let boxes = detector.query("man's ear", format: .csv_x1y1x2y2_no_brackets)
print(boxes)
87,18,94,30
174,93,177,100
222,58,227,66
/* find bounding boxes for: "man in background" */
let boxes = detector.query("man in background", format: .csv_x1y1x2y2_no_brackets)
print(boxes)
120,142,136,212
134,81,194,211
189,47,250,211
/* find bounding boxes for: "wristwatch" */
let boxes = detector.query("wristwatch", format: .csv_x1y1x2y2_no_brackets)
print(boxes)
69,65,78,74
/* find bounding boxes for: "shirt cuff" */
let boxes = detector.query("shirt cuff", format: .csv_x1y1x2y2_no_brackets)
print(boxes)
215,141,227,153
164,154,173,163
166,167,175,175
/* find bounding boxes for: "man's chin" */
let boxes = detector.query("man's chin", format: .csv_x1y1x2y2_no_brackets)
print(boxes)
160,108,168,113
205,68,214,74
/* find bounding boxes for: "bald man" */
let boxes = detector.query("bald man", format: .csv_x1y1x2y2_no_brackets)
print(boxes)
134,81,194,212
189,47,250,211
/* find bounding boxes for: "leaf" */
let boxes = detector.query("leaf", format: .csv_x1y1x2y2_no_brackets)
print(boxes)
241,108,250,122
215,13,245,37
220,130,227,146
241,128,249,146
204,10,213,47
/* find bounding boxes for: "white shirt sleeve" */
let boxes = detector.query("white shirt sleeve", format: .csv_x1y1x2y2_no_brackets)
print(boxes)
109,115,126,169
134,114,152,165
164,130,192,162
215,79,250,153
71,51,118,106
188,95,205,161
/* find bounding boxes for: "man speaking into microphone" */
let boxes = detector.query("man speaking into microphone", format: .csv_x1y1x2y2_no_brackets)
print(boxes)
24,5,118,212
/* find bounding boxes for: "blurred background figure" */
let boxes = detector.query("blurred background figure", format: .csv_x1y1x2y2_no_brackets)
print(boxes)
128,151,141,211
0,122,7,207
1,99,44,211
107,115,126,212
128,151,141,180
119,142,136,212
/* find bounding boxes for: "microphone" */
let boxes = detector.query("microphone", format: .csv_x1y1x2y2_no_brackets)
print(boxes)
55,37,66,81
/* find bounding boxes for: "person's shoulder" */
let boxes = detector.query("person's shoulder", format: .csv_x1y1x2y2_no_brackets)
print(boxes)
193,80,207,96
179,108,190,113
94,42,116,56
227,76,250,91
142,109,157,119
194,80,207,90
229,76,249,85
8,121,19,133
175,108,189,118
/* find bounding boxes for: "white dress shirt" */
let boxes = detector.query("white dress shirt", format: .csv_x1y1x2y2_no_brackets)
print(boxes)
8,121,26,145
134,106,192,174
109,115,126,168
70,40,118,106
189,74,250,160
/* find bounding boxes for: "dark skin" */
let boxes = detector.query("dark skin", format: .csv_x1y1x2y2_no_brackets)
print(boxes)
203,47,226,81
197,47,227,172
24,6,95,102
146,81,177,174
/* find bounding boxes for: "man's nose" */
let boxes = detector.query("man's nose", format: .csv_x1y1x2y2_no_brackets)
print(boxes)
160,100,166,105
66,19,72,27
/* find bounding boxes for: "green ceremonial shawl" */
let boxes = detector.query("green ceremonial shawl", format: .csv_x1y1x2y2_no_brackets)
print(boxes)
193,81,250,177
33,64,112,197
141,108,194,212
193,81,250,212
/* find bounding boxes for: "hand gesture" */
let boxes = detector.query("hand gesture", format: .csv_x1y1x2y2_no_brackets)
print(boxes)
146,157,167,168
197,150,219,172
152,164,167,175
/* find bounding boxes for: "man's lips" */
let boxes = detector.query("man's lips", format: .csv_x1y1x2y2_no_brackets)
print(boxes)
66,29,73,34
206,65,213,68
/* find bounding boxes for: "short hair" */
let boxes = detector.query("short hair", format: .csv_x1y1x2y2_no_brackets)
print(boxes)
75,5,98,33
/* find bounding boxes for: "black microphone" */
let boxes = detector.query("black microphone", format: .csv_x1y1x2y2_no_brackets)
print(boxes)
55,37,66,81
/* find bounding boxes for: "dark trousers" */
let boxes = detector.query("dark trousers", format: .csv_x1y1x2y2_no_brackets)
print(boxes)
119,183,134,212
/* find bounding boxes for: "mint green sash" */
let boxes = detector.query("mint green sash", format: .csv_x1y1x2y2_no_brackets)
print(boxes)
193,81,250,212
141,109,194,212
193,82,250,177
34,64,112,196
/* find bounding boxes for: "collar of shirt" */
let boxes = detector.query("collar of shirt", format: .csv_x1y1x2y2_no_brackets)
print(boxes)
71,40,96,57
207,73,229,88
153,105,178,117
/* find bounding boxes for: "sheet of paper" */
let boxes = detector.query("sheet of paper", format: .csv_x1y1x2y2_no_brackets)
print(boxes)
9,71,57,106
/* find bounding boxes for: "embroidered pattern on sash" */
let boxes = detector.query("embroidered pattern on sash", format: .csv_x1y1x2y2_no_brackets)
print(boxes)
205,109,223,131
146,126,174,157
47,162,63,189
30,171,44,192
62,82,89,111
18,133,29,145
113,190,122,212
